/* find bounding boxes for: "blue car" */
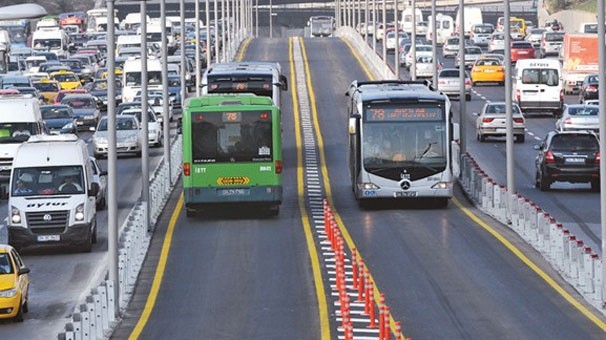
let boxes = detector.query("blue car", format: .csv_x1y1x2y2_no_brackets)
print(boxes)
167,75,182,110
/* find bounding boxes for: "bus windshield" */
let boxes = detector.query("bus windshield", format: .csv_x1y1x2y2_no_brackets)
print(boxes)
191,110,273,163
362,105,447,176
206,75,273,99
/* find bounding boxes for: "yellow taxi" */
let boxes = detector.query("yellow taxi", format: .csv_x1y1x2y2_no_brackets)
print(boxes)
49,70,83,90
470,57,505,86
99,67,123,80
0,244,30,322
33,78,61,104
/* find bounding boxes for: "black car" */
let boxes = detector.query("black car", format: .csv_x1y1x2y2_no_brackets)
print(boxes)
578,74,599,103
535,130,600,191
40,104,78,135
88,79,122,109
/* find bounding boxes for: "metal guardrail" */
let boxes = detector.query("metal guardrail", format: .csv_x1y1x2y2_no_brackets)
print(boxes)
58,134,183,340
57,29,249,339
459,152,604,312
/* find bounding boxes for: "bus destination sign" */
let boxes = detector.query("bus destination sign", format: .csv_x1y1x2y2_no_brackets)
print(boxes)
366,106,443,122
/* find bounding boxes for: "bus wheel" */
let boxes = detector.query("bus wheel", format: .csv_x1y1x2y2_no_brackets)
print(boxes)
186,208,197,218
268,205,280,216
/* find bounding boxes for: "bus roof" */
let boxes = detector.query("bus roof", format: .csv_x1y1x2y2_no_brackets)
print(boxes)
187,94,275,108
349,80,447,103
208,62,282,75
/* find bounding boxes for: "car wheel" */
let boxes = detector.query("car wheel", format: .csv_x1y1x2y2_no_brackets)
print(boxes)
13,301,24,322
22,299,28,314
472,81,476,86
92,220,97,244
516,134,525,143
591,179,600,192
465,93,471,101
479,133,486,142
539,171,551,191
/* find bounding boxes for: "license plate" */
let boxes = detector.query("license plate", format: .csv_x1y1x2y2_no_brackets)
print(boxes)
496,128,506,133
37,235,60,242
218,188,250,196
485,69,495,72
518,51,528,54
565,157,585,164
76,121,83,125
395,191,417,197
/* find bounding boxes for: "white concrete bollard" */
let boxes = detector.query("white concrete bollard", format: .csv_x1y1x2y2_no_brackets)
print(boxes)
106,280,116,323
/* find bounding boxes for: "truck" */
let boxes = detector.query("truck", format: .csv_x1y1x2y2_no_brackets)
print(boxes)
7,134,99,252
561,33,598,94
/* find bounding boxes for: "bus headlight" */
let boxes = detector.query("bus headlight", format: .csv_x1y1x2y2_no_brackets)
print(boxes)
10,206,21,224
75,203,85,221
362,183,380,190
431,182,450,189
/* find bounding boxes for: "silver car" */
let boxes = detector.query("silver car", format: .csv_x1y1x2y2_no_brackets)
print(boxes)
455,46,483,69
555,104,599,132
437,68,471,101
90,157,107,209
442,37,461,58
475,102,526,143
92,115,143,158
488,32,505,53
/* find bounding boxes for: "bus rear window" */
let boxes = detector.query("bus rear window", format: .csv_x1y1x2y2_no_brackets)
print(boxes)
191,110,273,163
207,75,273,98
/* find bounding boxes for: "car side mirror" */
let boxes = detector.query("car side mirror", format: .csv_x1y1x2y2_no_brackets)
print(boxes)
89,182,99,197
472,112,479,116
279,75,288,91
100,170,108,176
18,267,30,275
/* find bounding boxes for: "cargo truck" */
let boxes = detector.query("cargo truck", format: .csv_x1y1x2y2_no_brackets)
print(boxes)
561,33,598,94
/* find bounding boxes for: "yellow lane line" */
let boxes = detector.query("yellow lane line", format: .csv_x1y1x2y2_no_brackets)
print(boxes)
128,194,184,339
452,197,606,331
290,37,331,340
236,38,251,62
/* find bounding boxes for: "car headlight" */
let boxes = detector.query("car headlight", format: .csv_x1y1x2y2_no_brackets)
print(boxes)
82,69,92,74
11,206,21,224
75,203,85,221
94,137,108,145
85,115,95,119
115,94,122,100
0,288,18,298
125,135,138,143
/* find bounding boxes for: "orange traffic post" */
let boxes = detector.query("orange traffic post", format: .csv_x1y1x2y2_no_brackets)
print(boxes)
383,306,391,340
345,322,354,340
323,198,329,234
363,271,371,315
368,282,376,328
341,294,350,328
357,260,365,302
352,248,358,289
379,305,385,340
395,321,402,339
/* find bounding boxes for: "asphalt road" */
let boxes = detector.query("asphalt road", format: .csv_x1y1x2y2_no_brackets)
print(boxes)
108,36,606,340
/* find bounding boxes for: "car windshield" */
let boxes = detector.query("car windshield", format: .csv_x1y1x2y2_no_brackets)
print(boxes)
473,25,493,33
513,42,532,48
53,73,78,82
62,97,95,109
11,166,85,196
98,116,137,131
122,110,155,123
567,106,599,116
551,134,598,151
545,33,564,42
466,47,482,54
34,82,60,92
417,46,432,52
587,75,599,83
476,59,501,66
41,106,72,119
485,104,521,114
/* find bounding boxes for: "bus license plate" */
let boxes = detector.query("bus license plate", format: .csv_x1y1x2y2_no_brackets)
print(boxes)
218,188,250,196
37,235,60,242
395,191,417,197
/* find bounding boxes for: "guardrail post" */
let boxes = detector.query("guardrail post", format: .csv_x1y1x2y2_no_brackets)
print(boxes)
97,284,109,331
106,280,116,323
79,303,91,340
592,254,602,302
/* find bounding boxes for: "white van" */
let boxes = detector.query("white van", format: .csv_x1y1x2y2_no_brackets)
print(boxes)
513,59,563,116
579,22,598,33
455,6,483,36
7,134,98,252
426,14,454,44
32,27,69,59
122,56,163,103
0,95,46,180
401,8,423,34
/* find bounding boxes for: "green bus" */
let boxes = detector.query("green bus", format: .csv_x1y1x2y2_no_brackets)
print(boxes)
182,94,283,217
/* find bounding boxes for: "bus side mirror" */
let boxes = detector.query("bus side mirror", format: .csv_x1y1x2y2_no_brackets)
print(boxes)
177,117,182,135
453,122,460,141
279,75,288,91
348,116,358,135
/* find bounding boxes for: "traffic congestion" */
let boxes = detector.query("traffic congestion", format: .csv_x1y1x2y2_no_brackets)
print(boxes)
0,1,605,340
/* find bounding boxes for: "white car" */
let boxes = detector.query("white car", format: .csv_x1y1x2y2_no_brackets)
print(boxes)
92,115,143,158
404,45,433,68
475,102,526,143
442,37,461,58
90,156,107,210
488,32,505,53
134,93,173,123
385,31,408,52
414,55,439,78
455,46,483,69
120,108,164,147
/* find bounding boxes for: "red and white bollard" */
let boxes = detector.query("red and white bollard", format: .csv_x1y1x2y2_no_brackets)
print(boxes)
352,248,358,289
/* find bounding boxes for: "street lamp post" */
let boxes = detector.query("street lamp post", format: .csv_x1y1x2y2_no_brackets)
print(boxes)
394,0,399,80
597,0,606,306
206,0,212,67
196,0,201,96
411,0,417,81
140,1,150,233
160,0,171,185
458,0,465,154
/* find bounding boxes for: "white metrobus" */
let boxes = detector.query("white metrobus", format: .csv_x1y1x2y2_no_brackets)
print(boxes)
201,62,288,108
346,80,458,207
